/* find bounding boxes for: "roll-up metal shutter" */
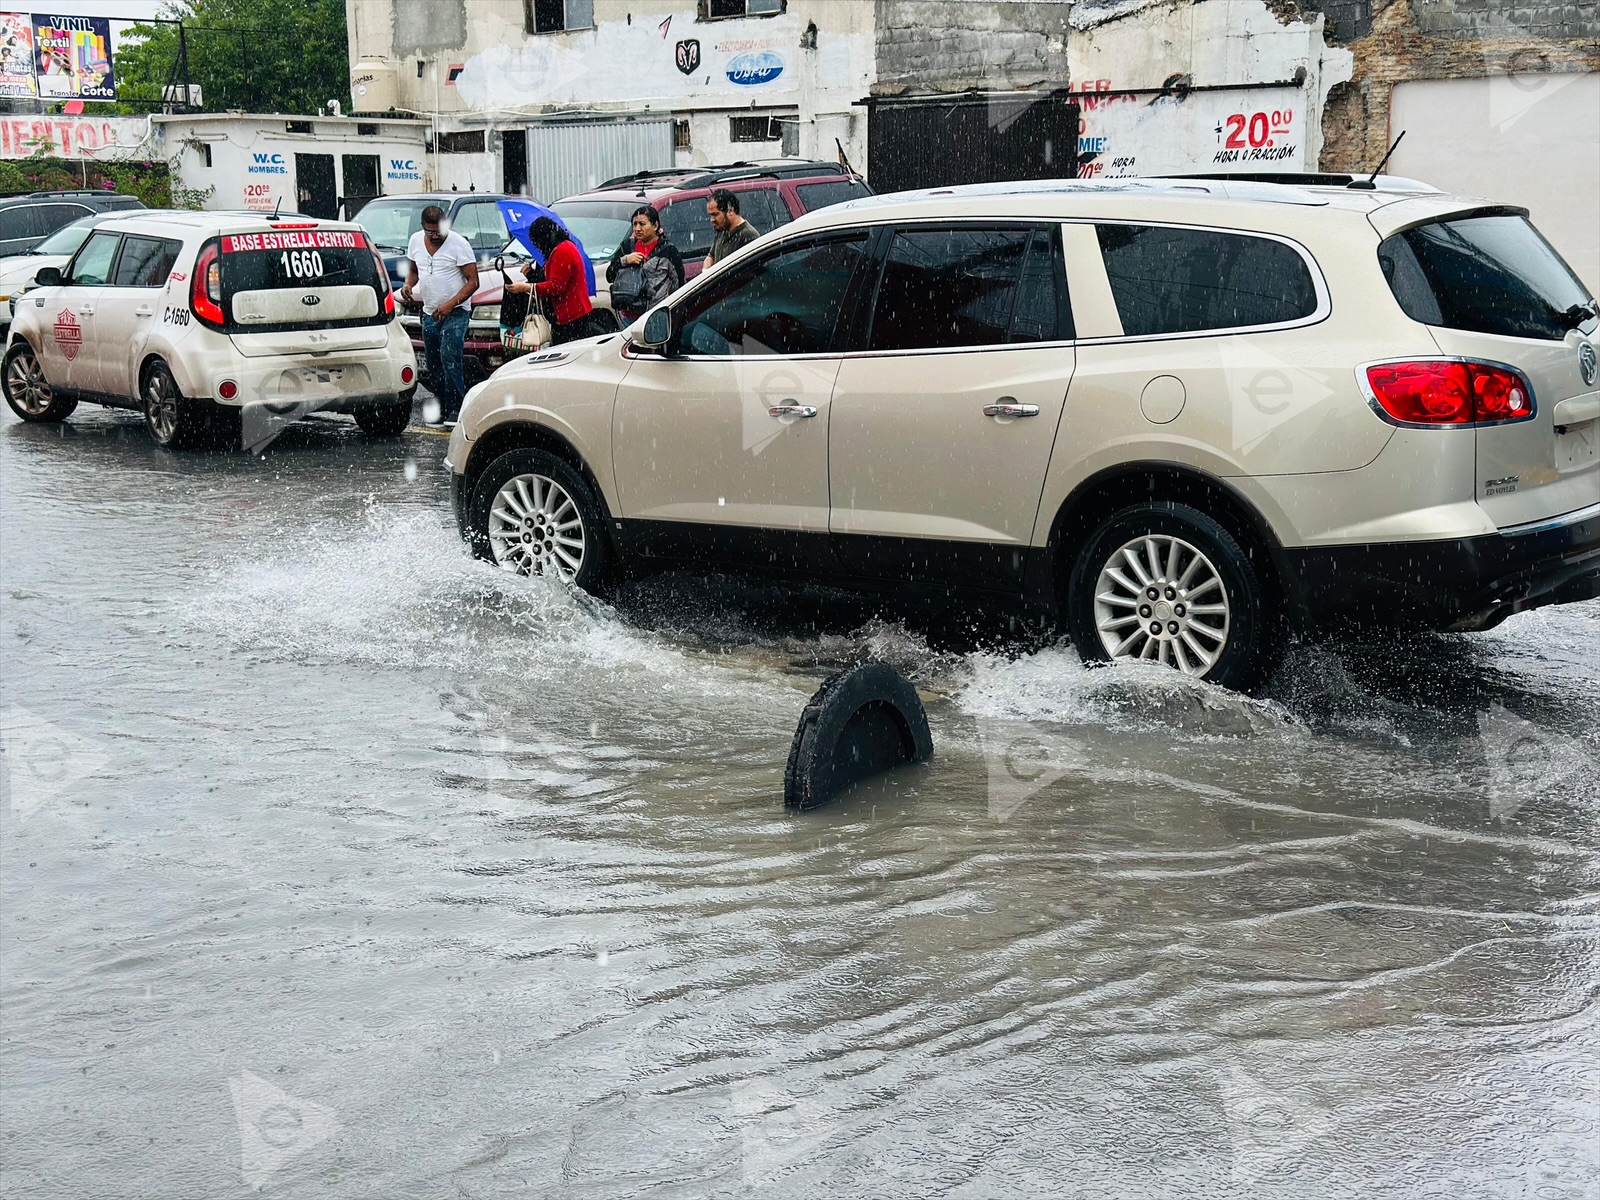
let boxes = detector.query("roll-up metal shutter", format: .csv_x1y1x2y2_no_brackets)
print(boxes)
524,119,675,202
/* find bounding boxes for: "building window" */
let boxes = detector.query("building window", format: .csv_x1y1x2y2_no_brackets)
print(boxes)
356,123,378,137
446,64,465,84
286,120,313,134
198,142,211,168
674,119,691,150
729,115,778,143
526,0,593,34
700,0,784,19
434,130,487,154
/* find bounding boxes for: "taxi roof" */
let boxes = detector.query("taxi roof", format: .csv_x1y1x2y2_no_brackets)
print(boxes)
94,211,368,239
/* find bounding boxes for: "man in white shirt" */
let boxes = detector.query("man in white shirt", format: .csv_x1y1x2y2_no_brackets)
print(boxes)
401,206,478,423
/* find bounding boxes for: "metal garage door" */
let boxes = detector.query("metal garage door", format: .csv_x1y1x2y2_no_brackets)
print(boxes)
524,120,675,203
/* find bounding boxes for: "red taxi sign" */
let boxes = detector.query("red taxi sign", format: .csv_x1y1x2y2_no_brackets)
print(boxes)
221,230,368,253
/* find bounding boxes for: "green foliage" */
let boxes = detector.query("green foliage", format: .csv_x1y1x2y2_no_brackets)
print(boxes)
0,153,181,207
114,0,349,115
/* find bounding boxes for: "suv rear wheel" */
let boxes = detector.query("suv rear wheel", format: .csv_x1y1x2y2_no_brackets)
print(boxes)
466,448,611,591
3,341,76,422
1067,502,1270,691
141,360,206,449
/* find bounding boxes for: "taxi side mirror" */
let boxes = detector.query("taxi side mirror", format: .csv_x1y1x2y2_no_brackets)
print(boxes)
33,266,62,287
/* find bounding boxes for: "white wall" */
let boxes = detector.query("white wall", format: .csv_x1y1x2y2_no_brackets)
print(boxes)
1388,73,1599,294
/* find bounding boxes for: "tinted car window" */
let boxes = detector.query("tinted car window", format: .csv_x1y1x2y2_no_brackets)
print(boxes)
795,179,871,212
69,230,121,286
1097,224,1318,337
659,199,713,258
678,232,868,356
451,201,510,255
0,206,30,242
728,187,791,236
868,226,1065,352
113,236,182,288
33,204,92,240
1378,214,1592,341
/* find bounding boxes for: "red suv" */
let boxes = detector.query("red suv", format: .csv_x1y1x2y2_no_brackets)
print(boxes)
552,159,871,288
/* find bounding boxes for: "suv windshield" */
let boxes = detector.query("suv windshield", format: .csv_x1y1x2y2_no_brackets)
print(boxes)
32,217,98,257
550,200,636,261
355,199,436,253
1379,213,1595,341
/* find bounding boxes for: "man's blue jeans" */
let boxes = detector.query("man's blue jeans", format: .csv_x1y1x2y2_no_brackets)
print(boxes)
421,306,470,421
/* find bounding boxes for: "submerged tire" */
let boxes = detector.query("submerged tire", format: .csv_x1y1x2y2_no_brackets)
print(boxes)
3,341,76,423
141,360,205,449
1066,501,1272,692
467,447,611,592
784,662,934,811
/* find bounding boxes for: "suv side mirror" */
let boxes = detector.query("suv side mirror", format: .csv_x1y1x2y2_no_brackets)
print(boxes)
638,307,675,350
32,266,62,287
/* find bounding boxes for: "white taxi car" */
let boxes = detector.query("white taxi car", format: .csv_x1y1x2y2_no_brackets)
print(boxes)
3,211,417,448
445,177,1599,691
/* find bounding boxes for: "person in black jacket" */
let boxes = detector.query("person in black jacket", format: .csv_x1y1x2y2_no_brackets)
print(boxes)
605,205,686,324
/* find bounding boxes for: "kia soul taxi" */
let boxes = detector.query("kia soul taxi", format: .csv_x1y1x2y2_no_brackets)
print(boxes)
2,211,417,448
444,176,1599,692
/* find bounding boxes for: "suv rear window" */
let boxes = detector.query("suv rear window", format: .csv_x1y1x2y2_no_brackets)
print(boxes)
1096,224,1319,337
1378,213,1593,342
218,230,385,330
795,179,870,213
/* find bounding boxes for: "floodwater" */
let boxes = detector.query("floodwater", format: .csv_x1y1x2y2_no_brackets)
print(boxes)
2,403,1596,1199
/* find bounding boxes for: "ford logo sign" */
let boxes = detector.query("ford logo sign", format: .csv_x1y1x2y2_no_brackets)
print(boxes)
726,50,783,87
301,294,321,306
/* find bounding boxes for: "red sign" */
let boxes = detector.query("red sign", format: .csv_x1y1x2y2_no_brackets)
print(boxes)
53,309,81,361
221,230,366,253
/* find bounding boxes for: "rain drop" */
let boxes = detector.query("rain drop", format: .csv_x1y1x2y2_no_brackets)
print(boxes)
403,458,419,482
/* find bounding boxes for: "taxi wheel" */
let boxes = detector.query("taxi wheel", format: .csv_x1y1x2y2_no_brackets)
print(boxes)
353,402,412,437
467,448,612,593
3,341,77,423
141,361,203,450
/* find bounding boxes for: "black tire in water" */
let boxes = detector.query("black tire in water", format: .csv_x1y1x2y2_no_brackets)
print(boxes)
466,447,612,592
1066,501,1273,692
3,340,76,423
141,360,207,449
354,401,412,437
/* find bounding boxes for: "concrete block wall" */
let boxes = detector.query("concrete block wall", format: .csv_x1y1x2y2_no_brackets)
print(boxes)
873,0,1071,94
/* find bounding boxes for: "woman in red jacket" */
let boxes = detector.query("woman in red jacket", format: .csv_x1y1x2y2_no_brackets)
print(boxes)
506,217,616,345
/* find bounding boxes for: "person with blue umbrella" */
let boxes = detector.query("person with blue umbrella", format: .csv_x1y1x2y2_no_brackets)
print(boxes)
498,207,615,345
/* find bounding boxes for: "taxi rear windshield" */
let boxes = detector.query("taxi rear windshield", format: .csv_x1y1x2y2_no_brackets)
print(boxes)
221,230,380,294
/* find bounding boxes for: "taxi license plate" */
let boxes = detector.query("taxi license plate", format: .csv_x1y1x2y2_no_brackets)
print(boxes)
1556,420,1596,472
299,367,344,386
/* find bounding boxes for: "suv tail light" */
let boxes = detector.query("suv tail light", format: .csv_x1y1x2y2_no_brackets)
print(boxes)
191,239,225,328
1363,360,1535,427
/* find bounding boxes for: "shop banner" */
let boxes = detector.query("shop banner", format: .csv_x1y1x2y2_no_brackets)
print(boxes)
0,12,37,97
31,12,114,101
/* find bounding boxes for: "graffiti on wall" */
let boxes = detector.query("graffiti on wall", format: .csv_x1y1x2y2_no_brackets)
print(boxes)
0,115,145,158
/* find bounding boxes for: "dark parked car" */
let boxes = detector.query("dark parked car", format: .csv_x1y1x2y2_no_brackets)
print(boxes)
552,159,871,287
0,191,144,257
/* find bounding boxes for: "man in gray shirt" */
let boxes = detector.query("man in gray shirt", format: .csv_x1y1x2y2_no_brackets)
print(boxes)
702,188,761,271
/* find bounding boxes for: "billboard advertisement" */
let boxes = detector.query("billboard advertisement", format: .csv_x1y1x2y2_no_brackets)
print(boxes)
31,12,114,101
0,12,36,97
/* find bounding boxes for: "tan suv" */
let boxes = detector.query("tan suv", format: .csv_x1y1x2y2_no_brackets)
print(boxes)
445,177,1599,691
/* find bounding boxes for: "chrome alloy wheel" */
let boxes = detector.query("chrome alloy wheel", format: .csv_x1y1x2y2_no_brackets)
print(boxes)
5,347,52,415
144,371,180,443
1092,533,1231,676
487,473,586,580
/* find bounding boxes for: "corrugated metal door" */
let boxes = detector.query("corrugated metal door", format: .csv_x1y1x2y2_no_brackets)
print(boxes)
524,120,674,202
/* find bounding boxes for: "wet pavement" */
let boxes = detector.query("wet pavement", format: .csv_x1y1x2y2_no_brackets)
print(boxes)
2,399,1597,1198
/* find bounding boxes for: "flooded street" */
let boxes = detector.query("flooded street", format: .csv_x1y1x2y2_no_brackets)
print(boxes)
2,403,1597,1198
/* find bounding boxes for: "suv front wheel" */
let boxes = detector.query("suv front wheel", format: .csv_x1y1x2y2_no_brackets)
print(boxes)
466,448,611,591
1066,502,1270,691
3,341,76,423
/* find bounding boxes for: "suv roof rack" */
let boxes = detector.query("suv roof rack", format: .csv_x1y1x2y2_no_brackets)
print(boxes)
596,160,852,191
11,189,132,199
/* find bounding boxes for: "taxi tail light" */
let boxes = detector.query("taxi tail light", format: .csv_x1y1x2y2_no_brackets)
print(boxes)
400,365,415,385
217,380,238,400
271,222,320,229
372,246,394,317
192,239,225,328
1365,360,1534,427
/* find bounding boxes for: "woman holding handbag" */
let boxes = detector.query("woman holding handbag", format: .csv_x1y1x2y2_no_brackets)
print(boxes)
504,217,615,346
606,205,686,325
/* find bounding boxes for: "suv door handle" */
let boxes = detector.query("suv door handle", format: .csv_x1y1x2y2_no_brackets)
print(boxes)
984,400,1039,418
768,403,818,418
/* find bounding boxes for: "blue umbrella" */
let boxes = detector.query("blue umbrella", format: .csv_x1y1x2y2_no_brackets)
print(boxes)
497,200,597,296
